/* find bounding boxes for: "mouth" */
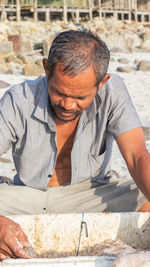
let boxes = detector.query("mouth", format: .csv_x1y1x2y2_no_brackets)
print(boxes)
53,105,81,121
59,110,75,117
56,106,80,117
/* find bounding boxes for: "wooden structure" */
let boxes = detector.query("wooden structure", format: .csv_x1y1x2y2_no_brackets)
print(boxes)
0,0,150,22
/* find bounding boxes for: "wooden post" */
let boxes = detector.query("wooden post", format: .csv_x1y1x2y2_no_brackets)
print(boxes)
63,0,67,24
88,0,93,21
114,11,118,20
71,0,75,22
131,0,137,21
16,0,20,22
46,9,49,22
71,12,75,22
134,11,137,21
34,0,37,22
128,0,131,20
128,11,131,20
76,8,80,23
112,0,115,8
1,0,5,22
135,0,137,21
147,1,150,12
49,8,51,22
98,0,101,20
131,0,137,11
141,13,144,22
128,0,131,10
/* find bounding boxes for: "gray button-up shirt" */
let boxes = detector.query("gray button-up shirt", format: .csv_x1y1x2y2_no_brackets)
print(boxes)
0,74,141,190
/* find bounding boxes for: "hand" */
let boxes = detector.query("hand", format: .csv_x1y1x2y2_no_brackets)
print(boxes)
0,216,31,260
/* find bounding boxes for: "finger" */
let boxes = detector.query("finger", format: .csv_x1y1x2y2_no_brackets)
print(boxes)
0,242,16,259
8,238,31,259
0,250,15,260
14,226,31,248
0,252,8,261
0,255,7,261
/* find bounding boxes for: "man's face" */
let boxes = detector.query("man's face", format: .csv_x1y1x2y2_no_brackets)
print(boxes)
47,66,98,122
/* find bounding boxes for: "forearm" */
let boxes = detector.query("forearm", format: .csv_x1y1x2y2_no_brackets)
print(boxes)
130,151,150,201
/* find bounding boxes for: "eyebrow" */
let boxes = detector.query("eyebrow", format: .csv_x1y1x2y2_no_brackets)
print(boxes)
52,86,90,99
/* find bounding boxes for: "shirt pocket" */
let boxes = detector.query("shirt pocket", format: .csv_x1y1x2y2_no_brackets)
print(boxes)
89,150,106,177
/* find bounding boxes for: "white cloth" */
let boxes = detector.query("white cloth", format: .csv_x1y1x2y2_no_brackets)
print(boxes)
0,178,146,215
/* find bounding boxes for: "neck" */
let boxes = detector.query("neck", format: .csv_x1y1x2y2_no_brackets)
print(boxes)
55,116,80,126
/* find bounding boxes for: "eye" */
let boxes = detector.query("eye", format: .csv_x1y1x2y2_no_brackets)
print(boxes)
78,96,87,100
52,87,63,96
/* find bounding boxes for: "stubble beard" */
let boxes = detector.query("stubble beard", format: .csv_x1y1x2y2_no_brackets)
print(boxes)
52,104,82,122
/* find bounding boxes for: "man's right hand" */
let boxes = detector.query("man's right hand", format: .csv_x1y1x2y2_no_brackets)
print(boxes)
0,216,31,260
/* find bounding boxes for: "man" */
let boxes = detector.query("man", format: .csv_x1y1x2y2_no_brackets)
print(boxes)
0,30,150,260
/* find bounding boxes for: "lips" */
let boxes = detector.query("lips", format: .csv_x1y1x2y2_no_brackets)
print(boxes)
56,106,79,116
57,109,75,117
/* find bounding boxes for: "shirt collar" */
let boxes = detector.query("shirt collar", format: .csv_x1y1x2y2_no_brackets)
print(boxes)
85,91,102,122
75,91,102,138
33,76,56,132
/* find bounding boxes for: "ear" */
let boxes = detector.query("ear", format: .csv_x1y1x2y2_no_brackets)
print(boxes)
98,74,110,91
43,58,50,79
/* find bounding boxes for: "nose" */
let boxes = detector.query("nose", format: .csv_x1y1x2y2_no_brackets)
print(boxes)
61,96,77,111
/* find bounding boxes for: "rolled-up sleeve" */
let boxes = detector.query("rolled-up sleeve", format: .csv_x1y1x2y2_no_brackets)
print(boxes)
107,76,141,138
0,89,23,154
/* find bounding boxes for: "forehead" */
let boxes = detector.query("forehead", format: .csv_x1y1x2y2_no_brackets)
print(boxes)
49,66,97,97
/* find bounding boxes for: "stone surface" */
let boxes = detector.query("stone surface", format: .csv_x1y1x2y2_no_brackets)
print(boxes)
0,63,8,73
114,251,150,267
134,59,140,65
0,155,11,163
1,213,150,266
17,54,35,64
104,33,126,52
0,19,149,55
142,39,150,51
17,54,28,64
7,56,23,65
19,40,33,54
0,41,13,53
116,66,134,72
124,33,142,52
23,63,44,76
110,57,115,62
137,60,150,71
8,35,21,53
0,52,15,60
6,213,150,255
118,58,129,64
36,58,43,67
0,256,115,266
6,69,18,75
42,40,50,57
143,127,150,141
110,47,124,53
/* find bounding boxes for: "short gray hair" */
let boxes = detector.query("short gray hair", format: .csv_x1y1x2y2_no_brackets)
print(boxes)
48,29,110,86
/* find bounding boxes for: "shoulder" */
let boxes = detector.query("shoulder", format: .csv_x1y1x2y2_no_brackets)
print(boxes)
98,73,130,104
0,76,48,117
100,74,127,95
8,76,47,103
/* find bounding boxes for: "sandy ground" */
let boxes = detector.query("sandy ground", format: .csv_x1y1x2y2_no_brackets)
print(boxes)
0,52,150,181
